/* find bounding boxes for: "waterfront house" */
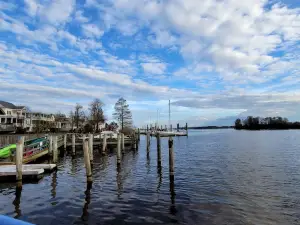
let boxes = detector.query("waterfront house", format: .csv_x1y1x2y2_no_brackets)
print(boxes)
0,100,27,133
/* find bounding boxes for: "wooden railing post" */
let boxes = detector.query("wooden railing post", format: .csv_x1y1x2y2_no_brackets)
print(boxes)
49,135,53,156
72,133,75,156
53,136,58,163
117,133,121,166
64,134,67,150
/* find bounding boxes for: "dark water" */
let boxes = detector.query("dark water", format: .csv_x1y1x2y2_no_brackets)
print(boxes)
1,130,300,225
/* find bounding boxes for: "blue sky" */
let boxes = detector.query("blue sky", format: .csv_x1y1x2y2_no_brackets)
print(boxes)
0,0,299,126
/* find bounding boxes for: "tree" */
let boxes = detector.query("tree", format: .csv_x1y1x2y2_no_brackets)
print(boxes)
113,98,132,130
89,98,105,132
235,118,242,129
74,103,85,130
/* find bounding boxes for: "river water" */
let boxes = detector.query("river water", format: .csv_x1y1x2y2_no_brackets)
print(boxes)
1,129,300,224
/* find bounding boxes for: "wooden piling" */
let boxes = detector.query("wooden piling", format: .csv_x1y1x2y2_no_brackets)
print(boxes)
49,135,53,156
88,134,93,163
133,134,137,150
83,137,93,182
64,134,67,150
137,128,140,141
53,136,58,163
102,133,107,155
117,133,121,165
72,133,75,156
157,133,161,165
146,132,150,153
16,136,24,186
186,123,188,136
121,133,125,153
168,137,174,177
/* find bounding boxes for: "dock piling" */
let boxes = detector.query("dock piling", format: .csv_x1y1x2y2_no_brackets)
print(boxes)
88,134,93,163
49,135,53,156
146,132,150,153
83,137,93,182
186,123,188,136
102,133,107,155
64,134,67,150
157,133,161,166
72,134,75,156
16,136,24,186
121,133,125,153
137,128,140,141
53,136,58,163
168,137,174,177
117,133,121,165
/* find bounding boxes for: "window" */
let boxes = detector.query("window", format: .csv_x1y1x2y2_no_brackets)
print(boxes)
1,118,4,123
13,118,16,123
7,111,11,115
7,118,12,124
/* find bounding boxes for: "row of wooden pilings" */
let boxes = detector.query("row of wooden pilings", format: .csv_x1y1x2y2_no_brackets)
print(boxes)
14,131,174,189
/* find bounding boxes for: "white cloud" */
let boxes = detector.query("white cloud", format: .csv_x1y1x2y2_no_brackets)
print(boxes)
42,0,75,25
82,24,104,38
141,63,167,75
75,10,89,23
24,0,38,16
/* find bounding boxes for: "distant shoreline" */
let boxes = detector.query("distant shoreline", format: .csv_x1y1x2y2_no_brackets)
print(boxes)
189,126,234,129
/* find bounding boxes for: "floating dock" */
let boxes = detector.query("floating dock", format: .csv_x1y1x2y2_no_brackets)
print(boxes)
0,164,56,182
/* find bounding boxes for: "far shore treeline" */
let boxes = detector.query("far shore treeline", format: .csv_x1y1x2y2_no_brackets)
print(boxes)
235,116,300,130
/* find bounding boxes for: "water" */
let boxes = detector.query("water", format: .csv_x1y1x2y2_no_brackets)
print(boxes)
1,129,300,224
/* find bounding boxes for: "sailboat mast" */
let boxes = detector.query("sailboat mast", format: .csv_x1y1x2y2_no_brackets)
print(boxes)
169,100,171,131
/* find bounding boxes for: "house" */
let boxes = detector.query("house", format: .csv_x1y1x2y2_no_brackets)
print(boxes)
0,100,27,133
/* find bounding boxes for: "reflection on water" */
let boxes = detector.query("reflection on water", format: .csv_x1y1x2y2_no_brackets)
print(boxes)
12,186,22,219
0,130,300,224
81,182,92,221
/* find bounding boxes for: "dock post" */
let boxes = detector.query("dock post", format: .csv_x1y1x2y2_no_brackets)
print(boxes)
64,134,67,150
147,125,149,131
53,136,58,163
146,132,150,154
72,133,75,156
132,133,137,151
16,136,24,186
137,128,140,142
121,133,125,153
117,133,121,166
177,123,179,132
157,133,161,166
83,137,93,182
186,123,188,136
170,124,172,131
49,135,53,156
102,133,107,155
88,133,93,164
168,137,174,177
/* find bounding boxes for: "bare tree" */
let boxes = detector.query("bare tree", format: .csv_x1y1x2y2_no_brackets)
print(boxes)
113,98,132,130
89,98,105,132
74,103,85,130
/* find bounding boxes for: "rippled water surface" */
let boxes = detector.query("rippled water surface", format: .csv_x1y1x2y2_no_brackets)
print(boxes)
1,130,300,224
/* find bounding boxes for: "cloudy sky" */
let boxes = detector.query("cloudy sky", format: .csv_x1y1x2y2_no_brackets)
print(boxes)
0,0,299,126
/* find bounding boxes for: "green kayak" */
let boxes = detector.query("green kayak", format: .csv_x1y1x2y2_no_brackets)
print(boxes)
0,144,16,159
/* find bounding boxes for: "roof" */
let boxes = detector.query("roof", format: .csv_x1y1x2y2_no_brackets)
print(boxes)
0,101,25,109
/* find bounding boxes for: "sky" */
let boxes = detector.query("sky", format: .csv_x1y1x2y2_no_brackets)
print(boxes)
0,0,299,127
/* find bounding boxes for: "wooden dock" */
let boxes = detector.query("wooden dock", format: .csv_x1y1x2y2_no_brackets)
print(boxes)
0,164,56,182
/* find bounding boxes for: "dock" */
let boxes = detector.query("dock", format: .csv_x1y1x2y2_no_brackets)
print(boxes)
0,164,56,182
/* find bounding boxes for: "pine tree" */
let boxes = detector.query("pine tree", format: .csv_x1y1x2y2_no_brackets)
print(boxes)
113,98,132,130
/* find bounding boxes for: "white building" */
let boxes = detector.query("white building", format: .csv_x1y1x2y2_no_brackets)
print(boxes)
0,101,27,132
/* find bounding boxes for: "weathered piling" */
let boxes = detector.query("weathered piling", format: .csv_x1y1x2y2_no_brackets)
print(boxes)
16,136,24,186
83,137,93,182
64,134,67,150
157,133,161,166
146,132,150,153
168,137,174,177
49,135,53,156
133,134,137,151
53,136,58,163
186,123,188,136
72,133,75,156
88,133,93,163
177,123,179,132
121,133,125,153
117,133,121,165
137,128,140,141
102,133,107,155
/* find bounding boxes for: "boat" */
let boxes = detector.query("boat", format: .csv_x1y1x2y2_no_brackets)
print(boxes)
0,144,16,159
